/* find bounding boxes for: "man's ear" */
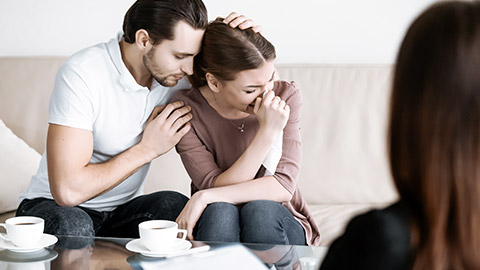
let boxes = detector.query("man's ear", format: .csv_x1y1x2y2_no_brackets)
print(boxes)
135,29,152,51
206,73,221,93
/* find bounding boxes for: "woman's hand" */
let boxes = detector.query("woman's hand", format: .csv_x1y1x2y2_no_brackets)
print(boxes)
253,90,290,133
176,191,209,240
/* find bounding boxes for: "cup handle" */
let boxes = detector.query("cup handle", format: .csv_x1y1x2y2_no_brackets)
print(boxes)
177,229,187,240
0,223,10,241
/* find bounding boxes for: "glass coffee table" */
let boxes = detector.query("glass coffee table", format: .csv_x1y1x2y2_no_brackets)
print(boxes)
0,236,328,269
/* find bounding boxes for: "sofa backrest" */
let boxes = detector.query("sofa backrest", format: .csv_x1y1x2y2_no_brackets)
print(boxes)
0,57,398,206
277,65,398,205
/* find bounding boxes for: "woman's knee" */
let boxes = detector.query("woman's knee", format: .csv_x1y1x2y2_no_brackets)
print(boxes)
240,200,298,244
195,202,240,242
198,202,239,228
241,200,285,223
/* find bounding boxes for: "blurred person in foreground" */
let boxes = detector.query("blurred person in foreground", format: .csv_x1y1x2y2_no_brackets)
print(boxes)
321,1,480,269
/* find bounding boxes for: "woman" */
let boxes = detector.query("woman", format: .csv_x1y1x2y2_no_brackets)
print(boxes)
172,18,320,246
320,1,480,269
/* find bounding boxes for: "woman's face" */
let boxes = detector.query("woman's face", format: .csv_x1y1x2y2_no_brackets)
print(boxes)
216,60,276,114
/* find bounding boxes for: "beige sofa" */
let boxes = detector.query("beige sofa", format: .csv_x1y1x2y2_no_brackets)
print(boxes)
0,57,398,246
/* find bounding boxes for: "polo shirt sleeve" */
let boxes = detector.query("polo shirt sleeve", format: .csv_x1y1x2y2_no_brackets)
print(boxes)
49,62,96,131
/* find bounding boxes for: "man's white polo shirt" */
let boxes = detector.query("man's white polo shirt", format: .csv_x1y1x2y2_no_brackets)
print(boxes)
19,32,190,211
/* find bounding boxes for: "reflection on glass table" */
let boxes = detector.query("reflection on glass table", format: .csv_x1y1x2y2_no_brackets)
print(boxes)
0,236,328,270
0,248,58,270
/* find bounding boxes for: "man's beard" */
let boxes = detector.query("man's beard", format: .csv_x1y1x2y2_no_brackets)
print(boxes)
143,53,181,87
155,75,178,87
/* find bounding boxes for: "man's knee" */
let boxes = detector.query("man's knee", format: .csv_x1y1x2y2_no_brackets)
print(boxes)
142,191,189,219
17,198,94,237
44,207,94,237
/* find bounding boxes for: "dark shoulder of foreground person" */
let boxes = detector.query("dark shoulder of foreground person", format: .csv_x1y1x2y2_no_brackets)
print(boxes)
319,202,412,270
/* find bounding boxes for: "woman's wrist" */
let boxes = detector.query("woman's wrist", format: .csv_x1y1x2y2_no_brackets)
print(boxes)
257,126,281,144
193,190,211,205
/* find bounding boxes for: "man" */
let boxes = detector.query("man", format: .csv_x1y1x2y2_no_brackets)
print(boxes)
17,0,257,240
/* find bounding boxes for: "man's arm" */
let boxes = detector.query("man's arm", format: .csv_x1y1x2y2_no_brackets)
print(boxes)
47,101,192,207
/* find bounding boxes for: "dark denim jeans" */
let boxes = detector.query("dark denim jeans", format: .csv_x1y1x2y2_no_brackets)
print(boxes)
194,200,306,245
16,191,188,248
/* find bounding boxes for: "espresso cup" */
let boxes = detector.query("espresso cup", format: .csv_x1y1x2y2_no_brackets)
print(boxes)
0,216,44,248
139,220,187,252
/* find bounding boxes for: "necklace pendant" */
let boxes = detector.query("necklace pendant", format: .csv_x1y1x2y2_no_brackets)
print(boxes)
239,124,245,133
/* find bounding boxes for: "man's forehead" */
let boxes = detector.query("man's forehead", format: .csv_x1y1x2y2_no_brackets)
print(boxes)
163,21,204,53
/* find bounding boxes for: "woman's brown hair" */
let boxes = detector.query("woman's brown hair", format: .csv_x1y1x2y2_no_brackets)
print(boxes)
189,18,276,88
389,1,480,269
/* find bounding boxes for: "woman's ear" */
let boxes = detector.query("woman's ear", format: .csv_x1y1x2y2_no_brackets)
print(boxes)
135,29,152,52
206,73,221,93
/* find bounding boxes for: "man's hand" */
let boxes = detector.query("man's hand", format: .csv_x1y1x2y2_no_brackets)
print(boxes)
139,101,192,161
222,12,262,33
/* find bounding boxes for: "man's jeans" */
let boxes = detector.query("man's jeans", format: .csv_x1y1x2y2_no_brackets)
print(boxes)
194,200,306,245
16,191,188,248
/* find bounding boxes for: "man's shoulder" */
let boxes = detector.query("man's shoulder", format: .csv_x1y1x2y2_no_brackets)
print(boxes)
61,42,111,73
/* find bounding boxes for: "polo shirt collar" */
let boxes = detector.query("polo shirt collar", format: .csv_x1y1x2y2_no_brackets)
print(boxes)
108,31,150,92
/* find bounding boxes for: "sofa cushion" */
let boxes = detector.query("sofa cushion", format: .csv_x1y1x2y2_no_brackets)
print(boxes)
0,211,15,223
0,119,41,214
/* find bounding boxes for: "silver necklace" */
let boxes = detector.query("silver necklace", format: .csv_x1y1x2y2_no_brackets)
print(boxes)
212,91,246,133
228,118,246,133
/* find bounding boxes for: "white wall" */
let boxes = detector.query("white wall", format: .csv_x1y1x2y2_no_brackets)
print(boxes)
0,0,436,64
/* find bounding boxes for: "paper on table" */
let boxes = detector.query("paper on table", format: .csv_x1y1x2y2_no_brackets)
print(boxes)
137,244,268,270
165,245,210,258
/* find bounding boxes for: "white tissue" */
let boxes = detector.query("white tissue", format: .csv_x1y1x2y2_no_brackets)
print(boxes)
263,131,283,176
261,90,284,176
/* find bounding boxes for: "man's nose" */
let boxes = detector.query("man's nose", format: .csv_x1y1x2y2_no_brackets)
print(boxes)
180,58,194,76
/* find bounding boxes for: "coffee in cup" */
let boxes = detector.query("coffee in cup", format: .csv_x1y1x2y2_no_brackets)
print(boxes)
139,220,187,252
0,216,44,248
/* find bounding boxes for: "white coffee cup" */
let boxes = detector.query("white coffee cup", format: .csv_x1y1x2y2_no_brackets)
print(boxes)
0,216,44,248
139,220,187,252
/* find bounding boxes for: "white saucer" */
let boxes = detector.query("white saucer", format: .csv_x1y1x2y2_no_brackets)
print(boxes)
125,238,192,257
0,233,58,253
0,248,58,263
